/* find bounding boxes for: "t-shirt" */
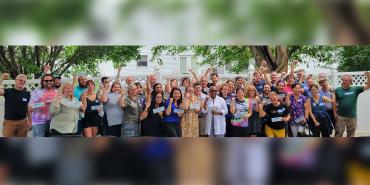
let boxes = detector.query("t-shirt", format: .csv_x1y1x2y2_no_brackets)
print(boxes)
163,100,181,124
103,93,124,126
29,88,57,124
4,88,31,120
231,98,250,127
123,97,141,124
263,103,289,130
254,80,266,94
74,86,87,101
335,86,364,118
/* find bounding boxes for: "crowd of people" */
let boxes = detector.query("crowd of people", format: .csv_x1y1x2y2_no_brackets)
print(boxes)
0,61,369,137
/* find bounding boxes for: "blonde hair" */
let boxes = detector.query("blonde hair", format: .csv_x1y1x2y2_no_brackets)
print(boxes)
16,74,27,80
246,84,259,98
61,83,74,99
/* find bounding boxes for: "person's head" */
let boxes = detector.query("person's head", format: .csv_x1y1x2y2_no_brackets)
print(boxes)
126,76,134,86
170,88,182,103
269,91,279,105
171,79,178,88
127,84,138,97
253,72,262,83
235,76,244,86
41,74,54,89
246,85,258,98
86,80,95,92
101,76,110,85
135,82,143,94
78,75,87,88
110,82,121,94
210,73,219,83
181,77,190,87
15,74,27,90
209,86,218,99
318,73,327,81
310,84,320,97
200,76,208,87
149,75,157,86
277,80,285,92
153,83,163,94
62,83,73,99
219,84,230,97
270,72,278,82
235,87,245,100
186,86,194,95
285,75,295,85
297,69,305,79
53,76,62,89
153,92,163,105
226,80,235,93
319,78,329,89
291,83,301,95
306,77,314,87
263,84,271,95
193,83,202,95
341,75,352,89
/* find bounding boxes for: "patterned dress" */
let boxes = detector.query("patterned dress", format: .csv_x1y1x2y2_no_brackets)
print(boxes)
181,98,200,137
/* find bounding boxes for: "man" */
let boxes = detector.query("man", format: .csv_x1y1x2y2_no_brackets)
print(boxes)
194,83,207,137
207,72,219,88
201,86,228,137
0,74,32,137
97,76,111,99
259,84,272,105
126,76,134,86
335,72,370,137
258,92,290,138
200,76,210,95
235,76,245,87
53,76,62,89
74,75,88,101
252,72,266,94
319,78,337,132
29,74,57,137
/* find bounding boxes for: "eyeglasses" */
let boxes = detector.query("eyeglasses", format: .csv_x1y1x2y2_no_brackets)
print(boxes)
44,80,53,82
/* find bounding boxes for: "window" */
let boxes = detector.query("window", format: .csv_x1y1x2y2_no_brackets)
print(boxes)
137,55,148,67
180,56,188,74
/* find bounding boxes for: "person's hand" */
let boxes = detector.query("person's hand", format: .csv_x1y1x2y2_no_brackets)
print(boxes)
145,102,151,108
292,60,299,66
1,73,10,80
206,68,211,73
57,94,63,102
169,98,174,103
80,104,86,112
185,92,191,99
333,113,338,122
261,60,267,67
282,117,290,123
188,68,193,73
81,91,87,99
211,110,220,115
314,121,320,126
365,71,370,77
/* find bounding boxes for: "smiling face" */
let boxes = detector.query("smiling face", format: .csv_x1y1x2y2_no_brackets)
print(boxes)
209,87,217,99
78,76,87,88
63,84,73,97
15,75,27,89
220,85,229,97
269,93,279,105
263,84,271,95
173,89,181,101
111,83,121,94
43,75,54,89
87,81,95,92
155,84,162,93
310,85,319,97
236,88,245,100
293,84,301,95
341,75,352,89
155,93,163,104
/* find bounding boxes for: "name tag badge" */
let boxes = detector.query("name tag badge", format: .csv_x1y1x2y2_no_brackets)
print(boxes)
313,103,317,107
91,105,102,111
22,98,28,102
32,102,45,109
345,92,354,96
174,109,184,114
279,94,286,98
297,99,302,103
319,103,325,106
153,106,165,114
95,100,100,103
271,117,283,122
190,104,200,110
295,116,305,124
277,108,284,113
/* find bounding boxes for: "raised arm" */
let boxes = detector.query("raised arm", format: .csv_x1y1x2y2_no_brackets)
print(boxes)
140,102,151,121
258,102,266,118
165,98,173,116
188,69,199,82
99,84,109,103
304,98,310,120
0,73,10,96
230,97,236,114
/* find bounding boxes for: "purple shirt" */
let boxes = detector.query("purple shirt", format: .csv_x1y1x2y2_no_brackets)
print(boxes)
30,88,57,125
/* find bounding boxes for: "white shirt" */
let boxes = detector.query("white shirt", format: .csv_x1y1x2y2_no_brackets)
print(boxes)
201,95,228,136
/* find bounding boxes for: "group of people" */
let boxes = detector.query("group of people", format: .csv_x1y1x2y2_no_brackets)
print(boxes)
1,61,369,137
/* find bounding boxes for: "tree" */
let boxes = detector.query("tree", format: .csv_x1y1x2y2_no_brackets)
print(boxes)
339,46,370,72
0,46,141,79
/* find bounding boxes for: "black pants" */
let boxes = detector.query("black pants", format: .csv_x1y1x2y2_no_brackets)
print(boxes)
102,114,121,137
225,117,232,137
310,116,331,137
164,122,181,137
229,125,250,137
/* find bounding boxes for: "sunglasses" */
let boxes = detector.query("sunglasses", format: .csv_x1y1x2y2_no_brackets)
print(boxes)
44,80,53,82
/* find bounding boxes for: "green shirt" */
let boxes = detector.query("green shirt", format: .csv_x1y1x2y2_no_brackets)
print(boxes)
335,86,364,118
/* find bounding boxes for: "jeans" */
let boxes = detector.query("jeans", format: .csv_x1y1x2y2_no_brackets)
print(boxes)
122,122,140,137
32,122,50,137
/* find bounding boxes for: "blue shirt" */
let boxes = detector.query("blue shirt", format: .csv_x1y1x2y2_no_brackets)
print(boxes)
254,80,266,94
163,100,181,124
74,86,87,101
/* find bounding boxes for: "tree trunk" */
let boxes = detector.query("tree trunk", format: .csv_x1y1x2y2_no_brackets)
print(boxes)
249,45,289,73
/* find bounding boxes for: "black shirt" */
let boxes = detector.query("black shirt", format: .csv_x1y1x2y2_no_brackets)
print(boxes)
4,88,31,120
263,103,289,130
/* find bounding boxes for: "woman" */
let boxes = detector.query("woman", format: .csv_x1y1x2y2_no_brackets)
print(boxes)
180,86,200,137
246,85,261,136
226,80,236,97
151,83,164,100
309,84,334,137
49,83,85,136
100,82,124,137
120,83,142,137
135,82,146,107
163,88,184,137
141,92,165,137
285,83,311,137
219,84,233,137
81,80,103,137
230,87,253,137
284,75,295,94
